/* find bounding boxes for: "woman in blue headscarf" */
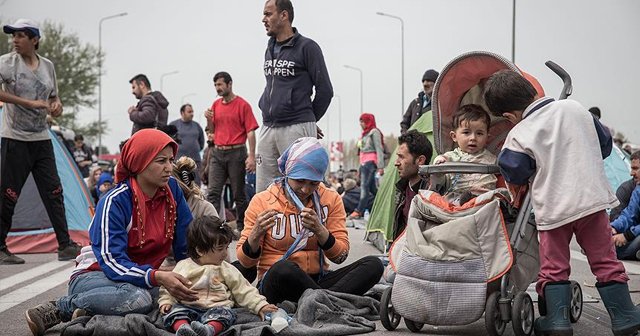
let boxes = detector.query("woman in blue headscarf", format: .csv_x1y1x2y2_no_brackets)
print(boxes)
236,137,383,304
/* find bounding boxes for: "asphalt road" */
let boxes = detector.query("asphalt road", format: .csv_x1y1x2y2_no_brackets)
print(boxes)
2,226,640,336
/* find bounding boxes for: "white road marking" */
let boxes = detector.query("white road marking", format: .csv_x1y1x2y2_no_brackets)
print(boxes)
0,266,73,313
0,260,71,292
572,250,640,275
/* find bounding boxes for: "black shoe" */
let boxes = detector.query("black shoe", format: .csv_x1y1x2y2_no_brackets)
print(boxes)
58,241,82,261
25,301,62,336
0,247,25,265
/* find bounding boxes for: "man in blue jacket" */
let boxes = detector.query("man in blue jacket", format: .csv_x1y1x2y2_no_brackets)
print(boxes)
256,0,333,192
611,180,640,260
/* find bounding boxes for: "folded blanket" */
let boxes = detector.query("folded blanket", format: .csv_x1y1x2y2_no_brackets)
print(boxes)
61,289,379,336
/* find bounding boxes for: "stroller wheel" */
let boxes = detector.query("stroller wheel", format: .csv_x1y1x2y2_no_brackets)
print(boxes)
380,286,401,331
485,291,506,336
404,319,424,332
569,280,583,323
511,292,534,336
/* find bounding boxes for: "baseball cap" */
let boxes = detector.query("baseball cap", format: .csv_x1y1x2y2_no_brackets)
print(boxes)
3,19,40,38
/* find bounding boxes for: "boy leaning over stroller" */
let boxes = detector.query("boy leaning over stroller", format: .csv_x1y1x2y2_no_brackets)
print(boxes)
484,69,640,336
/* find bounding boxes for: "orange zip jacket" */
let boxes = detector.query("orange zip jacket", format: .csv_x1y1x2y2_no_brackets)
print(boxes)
236,183,349,280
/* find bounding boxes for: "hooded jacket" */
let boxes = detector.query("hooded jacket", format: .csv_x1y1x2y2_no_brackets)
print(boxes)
236,183,349,280
259,28,333,127
130,91,169,134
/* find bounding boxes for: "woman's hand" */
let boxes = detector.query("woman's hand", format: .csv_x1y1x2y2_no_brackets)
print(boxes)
300,208,329,244
259,304,279,320
155,271,198,302
159,304,172,314
248,210,278,252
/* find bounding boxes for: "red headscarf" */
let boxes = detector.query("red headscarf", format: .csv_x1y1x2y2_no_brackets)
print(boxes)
117,129,179,247
359,113,377,137
359,113,385,146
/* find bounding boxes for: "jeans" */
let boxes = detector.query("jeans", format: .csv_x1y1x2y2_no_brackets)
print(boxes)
56,271,158,321
616,234,640,260
163,305,236,330
355,161,377,214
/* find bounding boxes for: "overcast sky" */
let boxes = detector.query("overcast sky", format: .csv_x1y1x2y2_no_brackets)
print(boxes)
3,0,639,154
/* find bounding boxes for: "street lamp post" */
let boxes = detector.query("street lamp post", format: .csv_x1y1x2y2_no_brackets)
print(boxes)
160,70,179,92
343,65,363,113
98,12,127,157
376,11,404,115
512,0,516,63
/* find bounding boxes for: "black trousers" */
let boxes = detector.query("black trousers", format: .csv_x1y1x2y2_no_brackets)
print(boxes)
206,147,248,231
0,138,70,249
260,256,384,304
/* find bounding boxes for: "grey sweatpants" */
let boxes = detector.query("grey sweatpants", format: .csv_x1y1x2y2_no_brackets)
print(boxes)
255,122,317,193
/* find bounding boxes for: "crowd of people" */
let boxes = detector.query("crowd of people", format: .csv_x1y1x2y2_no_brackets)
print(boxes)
2,1,640,336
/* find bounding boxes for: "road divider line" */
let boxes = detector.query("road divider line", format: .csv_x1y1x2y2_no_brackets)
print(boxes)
571,250,640,274
0,266,73,314
0,260,71,292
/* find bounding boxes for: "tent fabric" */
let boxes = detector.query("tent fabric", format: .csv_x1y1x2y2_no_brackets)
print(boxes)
0,106,93,253
365,112,434,251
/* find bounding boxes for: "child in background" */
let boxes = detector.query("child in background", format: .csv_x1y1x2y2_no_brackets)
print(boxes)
159,216,277,336
95,172,114,200
432,104,497,205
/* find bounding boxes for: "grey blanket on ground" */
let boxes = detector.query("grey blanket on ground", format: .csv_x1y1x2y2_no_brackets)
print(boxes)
60,289,379,336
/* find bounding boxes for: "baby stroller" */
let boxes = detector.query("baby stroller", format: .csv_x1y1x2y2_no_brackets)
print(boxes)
379,51,583,336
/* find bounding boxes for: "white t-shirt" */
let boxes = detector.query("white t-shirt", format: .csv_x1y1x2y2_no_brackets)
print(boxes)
0,52,58,141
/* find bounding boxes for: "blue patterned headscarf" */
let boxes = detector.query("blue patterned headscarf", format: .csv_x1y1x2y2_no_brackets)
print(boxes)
277,137,329,183
275,137,329,260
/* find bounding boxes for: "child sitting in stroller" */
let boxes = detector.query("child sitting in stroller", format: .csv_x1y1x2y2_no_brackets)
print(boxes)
432,104,497,205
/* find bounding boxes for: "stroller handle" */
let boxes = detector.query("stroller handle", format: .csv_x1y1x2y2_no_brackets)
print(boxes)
545,60,573,99
419,162,501,175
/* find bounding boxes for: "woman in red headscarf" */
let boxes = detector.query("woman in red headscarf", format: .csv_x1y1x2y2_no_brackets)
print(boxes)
26,129,196,335
348,113,386,219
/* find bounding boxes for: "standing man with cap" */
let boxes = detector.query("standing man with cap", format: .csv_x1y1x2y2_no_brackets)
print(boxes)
400,69,439,134
0,19,82,264
205,71,259,232
256,0,334,193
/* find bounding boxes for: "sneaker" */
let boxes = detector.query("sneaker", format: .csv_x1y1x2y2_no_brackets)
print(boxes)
190,321,215,336
25,301,62,336
348,211,362,219
176,323,198,336
0,248,25,265
58,241,82,261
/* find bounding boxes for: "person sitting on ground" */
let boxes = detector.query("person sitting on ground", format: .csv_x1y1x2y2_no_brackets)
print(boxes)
432,104,497,205
393,130,433,240
160,216,278,336
610,150,640,221
341,178,361,215
236,137,384,304
85,165,103,204
94,171,114,200
610,157,640,260
173,156,219,220
25,129,195,336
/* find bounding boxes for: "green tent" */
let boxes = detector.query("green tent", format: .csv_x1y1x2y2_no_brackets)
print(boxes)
365,112,434,252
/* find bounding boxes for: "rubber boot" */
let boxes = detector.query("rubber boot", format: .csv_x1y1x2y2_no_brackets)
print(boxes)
597,281,640,336
534,281,573,336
